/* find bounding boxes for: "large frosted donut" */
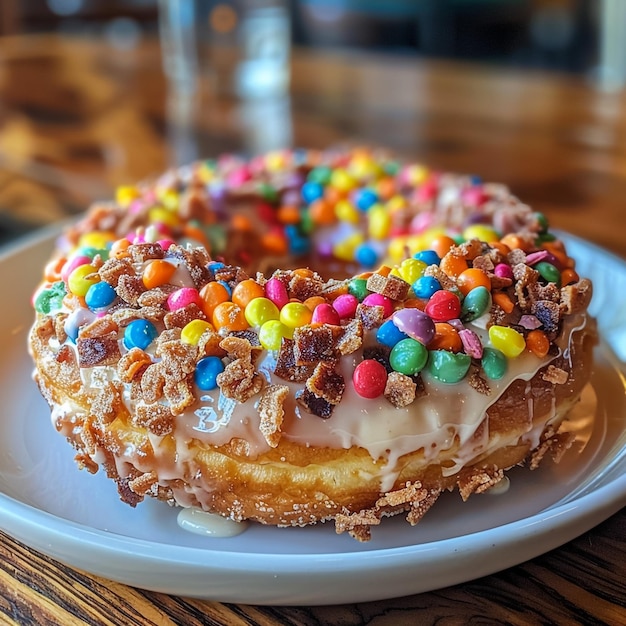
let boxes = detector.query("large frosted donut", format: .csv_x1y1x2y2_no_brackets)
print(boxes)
29,148,596,540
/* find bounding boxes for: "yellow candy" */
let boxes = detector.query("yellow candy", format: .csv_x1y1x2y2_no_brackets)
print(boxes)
386,195,407,212
405,164,430,186
349,154,382,180
68,264,100,297
463,225,500,243
160,189,180,211
368,205,391,240
398,258,427,284
259,319,286,350
115,185,140,207
489,325,526,358
181,319,214,345
333,232,364,262
265,150,287,172
335,199,359,224
279,302,313,329
197,162,215,183
78,231,115,250
330,168,357,193
245,297,280,327
388,236,409,262
149,206,179,228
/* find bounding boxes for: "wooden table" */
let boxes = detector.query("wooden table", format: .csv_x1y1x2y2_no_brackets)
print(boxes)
0,34,624,624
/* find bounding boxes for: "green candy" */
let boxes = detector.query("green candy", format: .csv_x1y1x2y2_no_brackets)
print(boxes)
348,278,369,302
206,223,227,253
390,338,428,376
534,212,549,233
34,281,66,314
259,182,279,204
79,246,109,261
307,166,332,185
481,347,508,380
299,208,314,235
461,286,491,322
535,261,561,286
427,350,471,384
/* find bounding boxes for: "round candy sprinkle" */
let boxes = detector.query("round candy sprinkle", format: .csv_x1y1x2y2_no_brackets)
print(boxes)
427,350,471,384
391,308,435,345
460,286,491,322
389,338,428,376
526,329,550,358
377,319,409,348
68,264,100,297
167,287,202,311
481,347,508,380
412,275,441,299
244,297,280,327
353,359,388,399
34,281,66,315
489,325,526,358
301,181,324,204
199,281,230,318
457,268,491,296
279,302,312,329
397,258,427,284
181,319,213,345
424,290,461,322
494,263,514,280
428,323,462,353
85,281,116,311
265,278,290,309
535,261,561,285
124,319,158,351
311,303,341,326
354,244,379,268
212,301,248,332
332,294,359,319
362,293,394,318
348,278,369,301
259,319,286,350
195,356,225,391
413,250,440,266
462,224,499,242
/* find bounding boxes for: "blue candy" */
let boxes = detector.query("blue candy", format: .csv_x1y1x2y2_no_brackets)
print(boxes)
412,276,441,299
355,243,379,268
413,250,440,266
355,188,378,211
217,280,232,297
376,319,409,348
123,319,158,351
85,281,117,310
301,181,324,204
195,356,225,390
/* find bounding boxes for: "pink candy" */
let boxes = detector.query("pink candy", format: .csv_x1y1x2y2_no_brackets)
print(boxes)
61,255,91,283
362,293,394,318
332,294,358,319
167,287,202,311
265,278,289,309
312,303,341,325
158,239,176,252
494,263,514,280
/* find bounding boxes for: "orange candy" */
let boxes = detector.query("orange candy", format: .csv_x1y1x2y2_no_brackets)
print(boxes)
439,252,469,278
457,268,491,295
303,295,326,311
212,301,248,332
428,235,457,259
110,238,131,258
488,241,510,256
493,292,515,314
526,329,550,358
500,233,531,252
44,257,65,283
428,323,462,353
308,199,336,225
403,298,427,311
199,281,230,317
232,279,265,309
142,259,177,289
231,214,253,232
560,268,579,286
277,205,301,225
261,231,288,255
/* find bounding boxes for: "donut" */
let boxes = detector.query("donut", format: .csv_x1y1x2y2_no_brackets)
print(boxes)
29,148,596,541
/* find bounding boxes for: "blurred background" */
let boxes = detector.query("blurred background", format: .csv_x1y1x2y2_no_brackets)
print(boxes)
0,1,614,76
0,0,625,254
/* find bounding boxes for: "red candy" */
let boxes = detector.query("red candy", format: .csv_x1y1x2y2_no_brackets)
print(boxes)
424,290,461,322
353,359,388,399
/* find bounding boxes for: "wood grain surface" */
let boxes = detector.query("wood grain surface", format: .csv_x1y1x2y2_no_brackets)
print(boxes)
0,34,624,625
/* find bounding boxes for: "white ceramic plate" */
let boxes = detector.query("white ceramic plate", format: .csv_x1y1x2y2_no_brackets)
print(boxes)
0,227,624,605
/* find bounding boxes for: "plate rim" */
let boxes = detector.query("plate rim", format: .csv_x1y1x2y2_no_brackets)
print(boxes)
1,227,625,604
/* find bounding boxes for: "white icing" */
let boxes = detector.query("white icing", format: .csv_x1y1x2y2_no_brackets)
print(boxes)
177,507,248,537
